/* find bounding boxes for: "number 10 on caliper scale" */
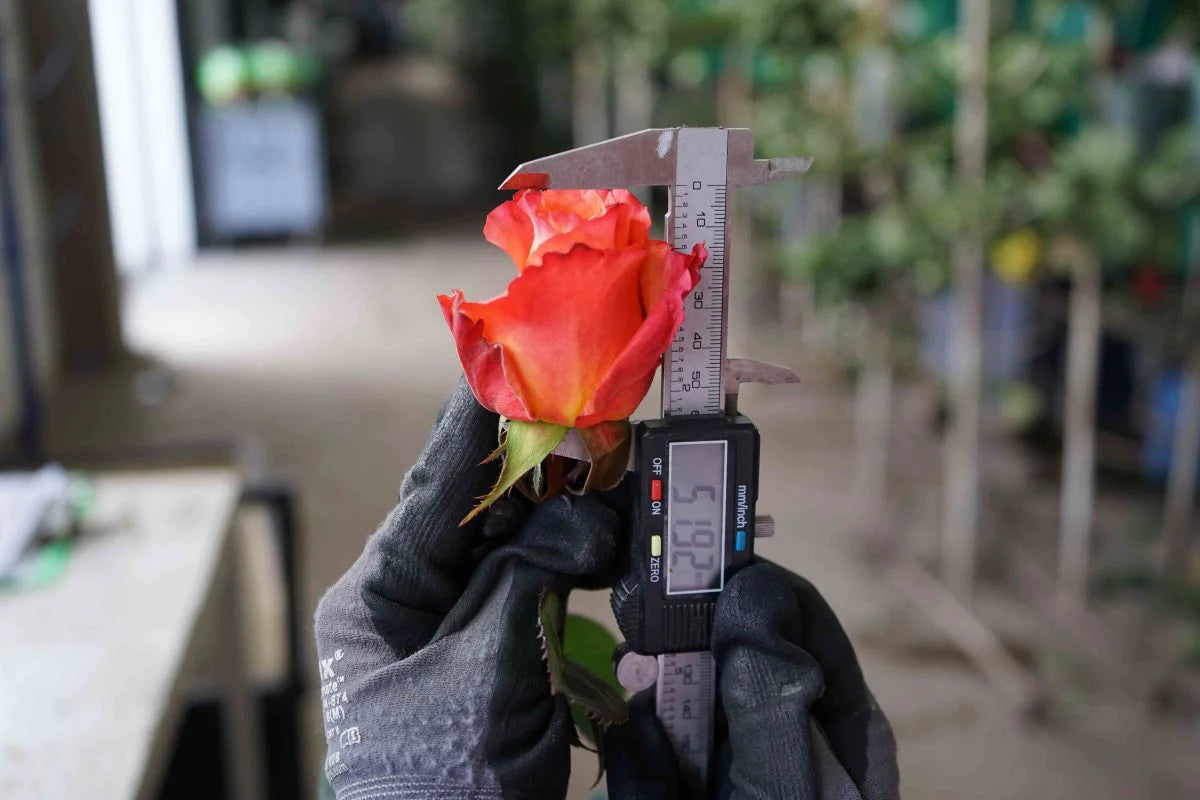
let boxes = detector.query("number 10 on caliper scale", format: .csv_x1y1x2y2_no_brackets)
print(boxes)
502,127,810,795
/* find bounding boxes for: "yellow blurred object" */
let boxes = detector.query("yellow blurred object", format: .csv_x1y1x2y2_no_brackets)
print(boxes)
991,228,1042,285
998,381,1043,432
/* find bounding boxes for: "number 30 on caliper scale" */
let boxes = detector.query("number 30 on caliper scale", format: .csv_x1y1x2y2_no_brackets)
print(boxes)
502,128,810,795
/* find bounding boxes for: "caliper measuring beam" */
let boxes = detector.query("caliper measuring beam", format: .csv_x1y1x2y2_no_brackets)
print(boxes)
501,127,809,795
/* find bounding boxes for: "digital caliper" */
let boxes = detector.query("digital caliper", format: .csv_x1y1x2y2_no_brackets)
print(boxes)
501,127,809,795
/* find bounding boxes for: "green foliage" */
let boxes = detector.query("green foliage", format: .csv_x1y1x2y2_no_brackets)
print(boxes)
757,0,1199,307
728,0,858,53
788,209,940,303
1095,565,1200,617
1093,0,1200,48
563,614,623,693
1140,129,1200,211
1026,127,1200,272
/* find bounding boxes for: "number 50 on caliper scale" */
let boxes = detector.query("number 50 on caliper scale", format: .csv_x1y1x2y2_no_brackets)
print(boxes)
502,128,810,795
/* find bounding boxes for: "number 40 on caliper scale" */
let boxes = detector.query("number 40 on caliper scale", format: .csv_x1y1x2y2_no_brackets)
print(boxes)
502,128,810,796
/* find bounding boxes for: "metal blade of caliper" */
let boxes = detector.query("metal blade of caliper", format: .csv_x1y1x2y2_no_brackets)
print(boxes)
499,127,812,192
552,356,800,468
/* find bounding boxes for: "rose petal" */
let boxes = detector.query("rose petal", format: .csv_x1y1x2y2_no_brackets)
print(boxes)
458,245,647,427
527,191,603,258
484,189,653,273
535,189,608,220
530,207,619,267
601,190,652,248
576,243,706,428
483,191,537,271
438,290,534,421
639,240,705,310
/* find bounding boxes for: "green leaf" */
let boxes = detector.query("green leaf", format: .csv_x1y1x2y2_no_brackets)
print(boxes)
461,420,567,525
563,614,623,693
561,659,630,727
577,420,632,494
539,593,628,724
538,592,628,787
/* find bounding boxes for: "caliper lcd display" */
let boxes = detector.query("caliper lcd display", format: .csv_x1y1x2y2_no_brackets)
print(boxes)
665,440,727,595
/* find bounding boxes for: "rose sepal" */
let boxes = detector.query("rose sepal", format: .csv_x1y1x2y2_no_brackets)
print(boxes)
461,419,568,525
576,420,632,494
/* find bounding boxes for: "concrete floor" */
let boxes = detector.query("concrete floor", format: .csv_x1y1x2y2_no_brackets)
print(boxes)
44,234,1200,799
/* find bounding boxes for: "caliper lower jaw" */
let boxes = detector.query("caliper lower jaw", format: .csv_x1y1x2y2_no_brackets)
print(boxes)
551,358,799,467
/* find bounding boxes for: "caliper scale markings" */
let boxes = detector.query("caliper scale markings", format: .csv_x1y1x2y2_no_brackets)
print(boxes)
664,127,729,417
656,650,716,789
655,127,729,789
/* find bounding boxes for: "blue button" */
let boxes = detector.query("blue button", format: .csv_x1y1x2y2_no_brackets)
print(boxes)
735,530,747,552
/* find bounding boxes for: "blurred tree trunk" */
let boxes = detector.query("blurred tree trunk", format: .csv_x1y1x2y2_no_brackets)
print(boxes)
1162,249,1200,577
851,3,898,547
718,46,763,327
943,0,989,599
615,42,653,206
614,43,652,136
571,36,608,147
1059,249,1101,605
1161,346,1200,576
854,305,893,547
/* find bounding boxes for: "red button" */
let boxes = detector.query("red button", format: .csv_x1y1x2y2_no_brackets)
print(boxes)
651,479,662,501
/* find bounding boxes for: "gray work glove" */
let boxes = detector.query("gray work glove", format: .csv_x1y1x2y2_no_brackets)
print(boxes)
314,379,622,800
605,561,900,800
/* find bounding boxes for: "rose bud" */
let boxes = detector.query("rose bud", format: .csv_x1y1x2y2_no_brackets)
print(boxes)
440,190,706,521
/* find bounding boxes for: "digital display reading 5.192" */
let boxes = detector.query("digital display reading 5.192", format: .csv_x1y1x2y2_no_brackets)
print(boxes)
666,440,727,595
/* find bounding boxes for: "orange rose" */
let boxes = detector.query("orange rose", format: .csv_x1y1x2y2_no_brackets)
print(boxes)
441,238,705,429
483,189,652,272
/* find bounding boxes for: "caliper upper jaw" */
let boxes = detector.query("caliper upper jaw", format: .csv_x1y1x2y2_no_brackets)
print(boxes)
500,127,813,191
500,129,677,190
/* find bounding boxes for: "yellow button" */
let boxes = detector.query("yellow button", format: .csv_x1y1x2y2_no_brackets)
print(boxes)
650,534,662,558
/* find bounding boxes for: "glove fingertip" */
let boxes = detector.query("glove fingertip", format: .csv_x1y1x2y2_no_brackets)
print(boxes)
518,493,620,578
712,562,801,657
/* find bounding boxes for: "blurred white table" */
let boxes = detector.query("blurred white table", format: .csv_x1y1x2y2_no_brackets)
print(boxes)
0,468,262,800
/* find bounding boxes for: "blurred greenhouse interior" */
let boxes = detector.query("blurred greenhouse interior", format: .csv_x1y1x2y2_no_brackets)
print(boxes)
2,0,1200,798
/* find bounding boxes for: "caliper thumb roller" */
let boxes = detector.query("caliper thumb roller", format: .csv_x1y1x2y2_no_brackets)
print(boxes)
502,128,898,799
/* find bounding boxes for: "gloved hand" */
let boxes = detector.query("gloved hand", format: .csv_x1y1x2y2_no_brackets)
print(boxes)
313,379,623,800
605,561,900,800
